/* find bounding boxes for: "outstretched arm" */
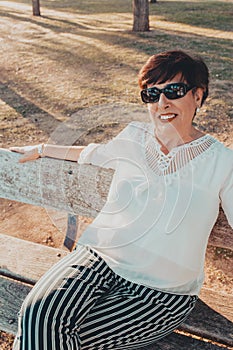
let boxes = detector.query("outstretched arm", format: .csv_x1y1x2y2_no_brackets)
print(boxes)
10,144,85,163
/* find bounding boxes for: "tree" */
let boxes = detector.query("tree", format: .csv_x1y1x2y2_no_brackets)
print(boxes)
132,0,149,32
32,0,41,16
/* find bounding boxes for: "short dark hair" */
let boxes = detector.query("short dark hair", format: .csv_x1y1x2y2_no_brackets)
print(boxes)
138,50,209,105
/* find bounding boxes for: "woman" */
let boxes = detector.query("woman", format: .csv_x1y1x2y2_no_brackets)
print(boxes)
12,50,233,349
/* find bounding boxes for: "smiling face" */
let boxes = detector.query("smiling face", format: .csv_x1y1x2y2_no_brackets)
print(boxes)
147,73,204,141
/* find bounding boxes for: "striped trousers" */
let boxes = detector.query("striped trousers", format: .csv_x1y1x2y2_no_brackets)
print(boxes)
13,245,197,350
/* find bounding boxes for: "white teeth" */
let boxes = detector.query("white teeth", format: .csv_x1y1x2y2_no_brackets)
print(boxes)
160,114,176,120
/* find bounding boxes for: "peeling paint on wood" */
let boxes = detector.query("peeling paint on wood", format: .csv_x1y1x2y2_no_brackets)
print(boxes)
0,149,114,217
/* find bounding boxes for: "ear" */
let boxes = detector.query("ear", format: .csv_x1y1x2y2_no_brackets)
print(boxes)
194,88,204,107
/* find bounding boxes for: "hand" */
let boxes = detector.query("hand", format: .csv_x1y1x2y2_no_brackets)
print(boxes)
9,144,44,163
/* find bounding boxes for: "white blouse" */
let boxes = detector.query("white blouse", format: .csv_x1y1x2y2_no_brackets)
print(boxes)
78,122,233,295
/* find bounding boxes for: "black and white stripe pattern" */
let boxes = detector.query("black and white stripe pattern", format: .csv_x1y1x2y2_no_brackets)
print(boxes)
13,245,197,350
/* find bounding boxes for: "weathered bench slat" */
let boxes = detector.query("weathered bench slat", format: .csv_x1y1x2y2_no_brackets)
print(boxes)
0,277,31,334
0,149,232,249
0,149,113,218
0,278,224,350
0,234,68,284
141,332,225,349
180,299,233,346
1,234,232,347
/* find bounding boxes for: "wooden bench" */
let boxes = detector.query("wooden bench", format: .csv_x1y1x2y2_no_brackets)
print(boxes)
0,149,233,349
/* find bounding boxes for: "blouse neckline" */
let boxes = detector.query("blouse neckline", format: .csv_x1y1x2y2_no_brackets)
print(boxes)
153,133,211,155
143,124,217,176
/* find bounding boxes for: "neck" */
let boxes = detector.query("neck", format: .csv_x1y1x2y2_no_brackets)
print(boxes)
154,127,204,154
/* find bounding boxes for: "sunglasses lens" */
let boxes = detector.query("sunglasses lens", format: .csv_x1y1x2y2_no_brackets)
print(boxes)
141,89,160,103
164,84,187,99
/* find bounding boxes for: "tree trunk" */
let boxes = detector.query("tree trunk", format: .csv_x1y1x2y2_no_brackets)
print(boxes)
132,0,149,32
149,0,157,3
32,0,41,16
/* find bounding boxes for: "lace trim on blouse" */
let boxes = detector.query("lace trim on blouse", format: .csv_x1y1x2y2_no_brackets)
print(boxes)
146,133,217,176
130,122,218,176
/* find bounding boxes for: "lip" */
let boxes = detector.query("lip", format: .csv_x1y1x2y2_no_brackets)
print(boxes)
159,113,177,121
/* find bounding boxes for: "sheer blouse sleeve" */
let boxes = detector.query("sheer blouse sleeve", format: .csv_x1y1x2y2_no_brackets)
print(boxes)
78,122,139,169
219,163,233,229
78,143,101,165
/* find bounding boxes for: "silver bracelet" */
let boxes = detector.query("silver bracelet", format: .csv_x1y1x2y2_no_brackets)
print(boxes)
37,144,44,157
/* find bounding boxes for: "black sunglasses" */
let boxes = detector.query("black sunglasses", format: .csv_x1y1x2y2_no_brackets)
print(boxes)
141,82,194,103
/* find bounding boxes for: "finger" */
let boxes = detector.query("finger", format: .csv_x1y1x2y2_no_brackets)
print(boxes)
19,153,39,163
18,149,40,163
9,147,25,154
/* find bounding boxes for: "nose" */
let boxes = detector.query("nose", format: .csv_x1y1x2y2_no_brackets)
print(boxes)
157,92,171,109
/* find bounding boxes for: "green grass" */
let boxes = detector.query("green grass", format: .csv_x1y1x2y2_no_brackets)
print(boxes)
150,0,233,31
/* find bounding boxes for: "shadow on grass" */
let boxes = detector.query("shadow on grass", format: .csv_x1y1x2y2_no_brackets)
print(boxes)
23,24,233,82
1,5,233,104
0,82,60,135
0,10,90,32
1,6,232,76
1,0,132,15
0,1,232,64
